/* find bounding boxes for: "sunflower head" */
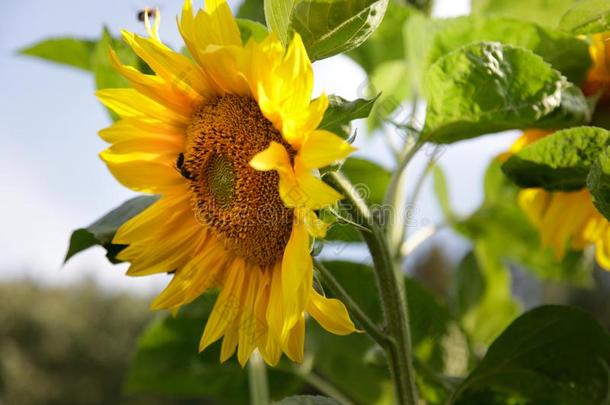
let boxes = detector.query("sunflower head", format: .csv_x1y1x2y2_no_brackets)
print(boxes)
96,0,357,366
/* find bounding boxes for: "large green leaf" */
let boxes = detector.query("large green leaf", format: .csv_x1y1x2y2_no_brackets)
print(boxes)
347,2,418,73
19,37,97,71
424,16,591,86
587,146,610,220
559,0,610,34
471,0,578,27
455,161,591,283
450,305,610,404
265,0,389,61
502,126,610,191
65,195,158,263
317,261,470,405
319,95,378,139
423,42,590,144
125,293,303,403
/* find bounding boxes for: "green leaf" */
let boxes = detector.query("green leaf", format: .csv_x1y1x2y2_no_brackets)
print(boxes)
502,126,610,191
587,147,610,220
65,195,158,263
559,0,610,34
92,27,136,90
19,37,96,71
237,18,269,43
276,396,341,405
367,61,412,130
285,0,390,61
456,161,591,284
347,2,418,73
452,243,520,346
319,95,378,139
126,293,303,403
264,0,298,45
318,261,470,404
451,305,610,405
92,28,147,121
424,16,591,86
237,0,267,24
471,0,578,28
423,42,590,144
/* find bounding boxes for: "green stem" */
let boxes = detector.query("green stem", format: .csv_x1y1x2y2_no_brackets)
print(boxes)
300,371,357,405
248,351,269,405
326,171,419,405
314,260,389,347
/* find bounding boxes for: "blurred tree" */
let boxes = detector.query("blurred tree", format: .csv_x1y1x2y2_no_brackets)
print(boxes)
0,279,204,405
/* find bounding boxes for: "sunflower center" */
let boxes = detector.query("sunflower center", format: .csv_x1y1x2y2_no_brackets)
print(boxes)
182,94,293,267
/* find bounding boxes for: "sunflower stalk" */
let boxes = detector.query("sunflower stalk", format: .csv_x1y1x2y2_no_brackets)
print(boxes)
248,351,269,405
325,171,419,405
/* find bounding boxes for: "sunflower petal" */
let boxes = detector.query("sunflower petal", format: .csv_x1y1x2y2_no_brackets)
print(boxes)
308,289,357,335
200,260,246,351
300,130,356,169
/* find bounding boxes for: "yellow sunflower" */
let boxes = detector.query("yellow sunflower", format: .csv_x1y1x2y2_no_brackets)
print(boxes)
95,0,357,366
510,33,610,270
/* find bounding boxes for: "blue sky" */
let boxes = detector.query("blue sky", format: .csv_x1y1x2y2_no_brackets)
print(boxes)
0,0,515,294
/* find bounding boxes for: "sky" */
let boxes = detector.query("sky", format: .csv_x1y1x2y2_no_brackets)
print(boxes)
0,0,516,295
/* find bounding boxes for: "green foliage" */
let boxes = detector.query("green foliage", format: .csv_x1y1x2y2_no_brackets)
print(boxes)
451,305,610,404
424,16,591,85
367,61,412,130
423,42,590,143
453,243,520,346
559,0,610,34
65,195,158,263
587,147,610,220
237,19,269,43
319,94,379,139
347,2,418,74
0,282,157,405
19,37,97,71
276,396,341,405
237,0,267,24
264,0,298,45
502,126,610,191
471,0,578,27
318,261,471,405
126,293,303,404
265,0,390,61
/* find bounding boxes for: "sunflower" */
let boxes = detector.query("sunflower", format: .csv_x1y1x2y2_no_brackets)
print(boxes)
95,0,357,366
509,33,610,270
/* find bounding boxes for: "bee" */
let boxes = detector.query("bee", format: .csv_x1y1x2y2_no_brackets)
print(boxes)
137,7,157,22
176,153,195,181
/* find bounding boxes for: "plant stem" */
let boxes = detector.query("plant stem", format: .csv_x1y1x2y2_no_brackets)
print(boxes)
300,371,357,405
314,260,389,347
326,171,419,405
248,351,269,405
